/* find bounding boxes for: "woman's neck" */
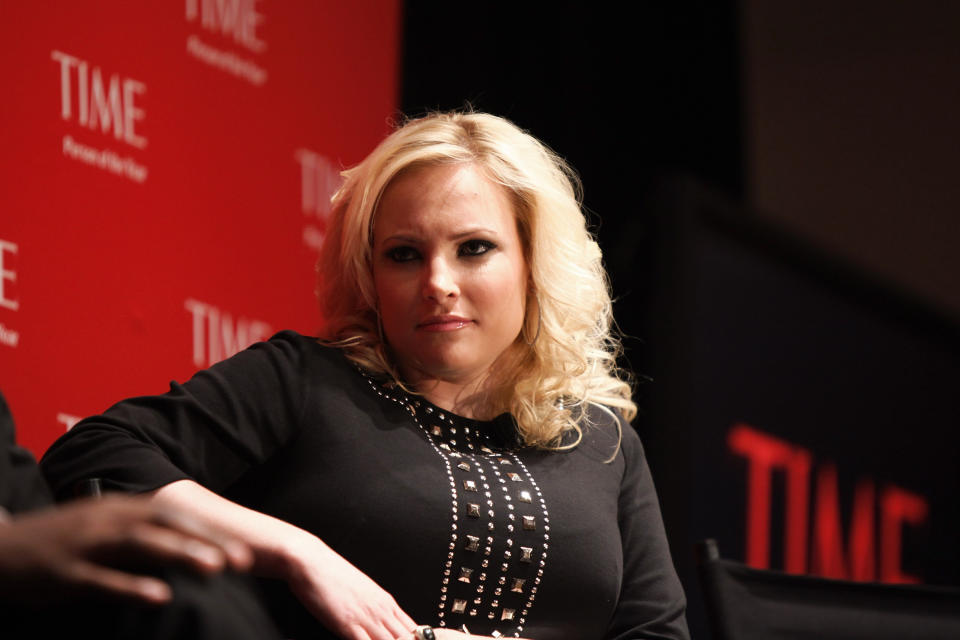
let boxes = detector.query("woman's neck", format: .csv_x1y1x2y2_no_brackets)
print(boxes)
402,372,493,421
397,348,524,420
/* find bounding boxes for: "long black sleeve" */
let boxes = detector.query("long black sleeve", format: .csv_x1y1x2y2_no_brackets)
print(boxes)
40,331,310,500
605,423,689,639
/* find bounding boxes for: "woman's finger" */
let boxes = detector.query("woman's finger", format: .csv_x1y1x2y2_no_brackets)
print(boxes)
364,619,402,640
387,609,418,638
345,623,374,640
365,597,416,639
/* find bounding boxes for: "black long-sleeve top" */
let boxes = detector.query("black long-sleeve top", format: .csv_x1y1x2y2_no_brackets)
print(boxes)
40,331,688,639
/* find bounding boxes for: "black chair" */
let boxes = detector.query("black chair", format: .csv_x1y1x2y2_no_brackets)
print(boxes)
696,539,960,639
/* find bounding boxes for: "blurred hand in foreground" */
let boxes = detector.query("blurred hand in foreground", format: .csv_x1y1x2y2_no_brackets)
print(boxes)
0,495,252,605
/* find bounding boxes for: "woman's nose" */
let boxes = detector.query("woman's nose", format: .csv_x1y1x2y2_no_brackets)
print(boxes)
422,257,459,301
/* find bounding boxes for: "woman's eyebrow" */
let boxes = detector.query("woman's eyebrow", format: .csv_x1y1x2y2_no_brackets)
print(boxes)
382,226,499,244
449,226,498,240
381,233,420,244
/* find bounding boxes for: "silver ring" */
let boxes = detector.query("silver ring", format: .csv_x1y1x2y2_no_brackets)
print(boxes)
413,625,437,640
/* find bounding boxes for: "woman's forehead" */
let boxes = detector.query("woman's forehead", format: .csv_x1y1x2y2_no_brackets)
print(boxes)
374,164,518,237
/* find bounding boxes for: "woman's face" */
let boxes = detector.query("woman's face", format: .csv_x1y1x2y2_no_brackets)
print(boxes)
372,163,528,387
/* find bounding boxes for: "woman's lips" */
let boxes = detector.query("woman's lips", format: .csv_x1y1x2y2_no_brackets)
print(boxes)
417,315,472,332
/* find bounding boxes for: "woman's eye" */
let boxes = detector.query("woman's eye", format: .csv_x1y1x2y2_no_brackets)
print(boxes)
386,246,420,262
459,239,496,257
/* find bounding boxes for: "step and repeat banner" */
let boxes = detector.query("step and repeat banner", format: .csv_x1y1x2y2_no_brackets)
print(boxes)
0,1,400,456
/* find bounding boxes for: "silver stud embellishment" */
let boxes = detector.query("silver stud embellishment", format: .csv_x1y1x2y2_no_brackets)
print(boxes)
361,375,550,639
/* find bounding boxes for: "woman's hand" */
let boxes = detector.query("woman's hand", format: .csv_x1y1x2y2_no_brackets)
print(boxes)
0,495,252,605
283,534,417,640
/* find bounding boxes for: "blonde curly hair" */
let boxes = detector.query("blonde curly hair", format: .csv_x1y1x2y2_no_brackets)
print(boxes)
316,111,635,449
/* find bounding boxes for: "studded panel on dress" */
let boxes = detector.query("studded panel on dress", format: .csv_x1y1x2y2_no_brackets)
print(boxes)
364,374,550,638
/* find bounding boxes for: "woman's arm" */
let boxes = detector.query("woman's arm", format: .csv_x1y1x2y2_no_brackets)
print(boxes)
39,335,415,639
152,479,419,640
40,332,313,500
38,334,522,640
157,482,531,640
605,424,690,640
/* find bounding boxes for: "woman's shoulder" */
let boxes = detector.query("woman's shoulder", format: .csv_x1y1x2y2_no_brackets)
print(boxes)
562,403,639,467
210,330,357,386
249,330,352,367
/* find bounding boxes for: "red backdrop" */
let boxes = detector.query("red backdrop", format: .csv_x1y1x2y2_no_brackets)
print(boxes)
0,1,401,456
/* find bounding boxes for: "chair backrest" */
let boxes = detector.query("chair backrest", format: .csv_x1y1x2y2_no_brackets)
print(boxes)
696,539,960,640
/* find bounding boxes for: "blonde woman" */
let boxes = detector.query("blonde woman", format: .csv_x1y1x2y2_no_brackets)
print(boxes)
42,112,688,640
